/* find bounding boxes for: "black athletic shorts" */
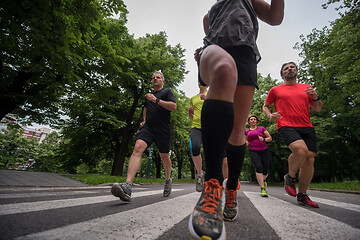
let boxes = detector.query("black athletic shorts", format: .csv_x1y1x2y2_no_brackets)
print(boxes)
197,45,258,88
278,126,317,153
137,126,170,153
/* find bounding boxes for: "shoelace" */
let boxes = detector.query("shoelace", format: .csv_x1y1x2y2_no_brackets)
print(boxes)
201,179,222,214
225,189,237,207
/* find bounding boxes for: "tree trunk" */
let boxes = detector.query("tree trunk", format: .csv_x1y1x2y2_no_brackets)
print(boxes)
110,88,144,176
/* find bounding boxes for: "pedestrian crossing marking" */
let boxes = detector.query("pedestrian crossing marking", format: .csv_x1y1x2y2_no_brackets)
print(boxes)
244,191,360,240
14,192,200,240
0,188,184,216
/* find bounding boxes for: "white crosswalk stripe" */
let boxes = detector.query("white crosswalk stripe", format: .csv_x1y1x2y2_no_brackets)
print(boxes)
15,191,201,240
244,191,360,240
1,185,359,240
0,189,184,216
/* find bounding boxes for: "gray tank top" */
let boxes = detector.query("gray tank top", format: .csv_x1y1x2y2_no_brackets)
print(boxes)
203,0,261,62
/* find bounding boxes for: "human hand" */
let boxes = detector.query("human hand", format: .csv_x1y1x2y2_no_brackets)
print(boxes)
199,93,206,100
140,121,145,127
305,86,318,100
145,93,157,103
194,47,202,61
269,112,281,121
189,106,194,119
258,135,265,142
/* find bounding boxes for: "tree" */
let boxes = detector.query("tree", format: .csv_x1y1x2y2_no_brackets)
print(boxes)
58,29,187,175
0,0,126,123
295,0,360,181
0,123,37,168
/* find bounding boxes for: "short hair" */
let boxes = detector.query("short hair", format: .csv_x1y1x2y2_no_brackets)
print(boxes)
280,62,298,77
247,115,260,124
153,70,164,81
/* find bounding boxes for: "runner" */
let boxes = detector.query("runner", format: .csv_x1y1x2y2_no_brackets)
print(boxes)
245,115,272,197
189,1,284,239
189,81,228,192
263,62,323,208
111,71,176,201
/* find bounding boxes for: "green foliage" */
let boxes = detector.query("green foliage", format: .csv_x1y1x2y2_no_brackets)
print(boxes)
0,0,127,123
295,0,360,181
0,124,36,168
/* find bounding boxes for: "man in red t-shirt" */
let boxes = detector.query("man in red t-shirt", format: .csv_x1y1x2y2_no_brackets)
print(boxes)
263,62,323,208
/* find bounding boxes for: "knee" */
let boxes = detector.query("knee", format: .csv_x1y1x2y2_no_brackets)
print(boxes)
292,147,308,160
212,59,237,85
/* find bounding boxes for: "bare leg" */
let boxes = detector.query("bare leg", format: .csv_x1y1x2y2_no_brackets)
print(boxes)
288,140,309,179
222,157,228,179
160,152,172,181
192,155,203,175
298,151,316,193
256,172,265,188
126,140,148,183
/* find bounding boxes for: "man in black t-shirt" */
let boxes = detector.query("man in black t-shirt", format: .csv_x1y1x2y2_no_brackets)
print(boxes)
111,71,176,201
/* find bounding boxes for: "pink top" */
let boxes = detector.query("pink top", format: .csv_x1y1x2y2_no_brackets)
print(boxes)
245,126,267,151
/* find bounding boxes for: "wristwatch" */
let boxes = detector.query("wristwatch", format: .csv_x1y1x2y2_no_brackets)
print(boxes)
313,95,321,101
155,98,160,104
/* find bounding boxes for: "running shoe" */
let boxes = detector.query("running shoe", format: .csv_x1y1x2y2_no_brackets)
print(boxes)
284,174,297,197
297,193,319,208
111,182,132,202
163,178,172,197
223,178,240,222
196,171,205,192
188,178,226,240
261,187,268,197
264,179,267,189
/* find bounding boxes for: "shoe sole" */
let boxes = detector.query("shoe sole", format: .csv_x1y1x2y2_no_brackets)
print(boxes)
298,201,319,208
261,194,268,197
111,183,131,202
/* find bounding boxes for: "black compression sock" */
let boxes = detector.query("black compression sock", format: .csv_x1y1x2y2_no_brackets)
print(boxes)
226,143,246,190
201,100,234,184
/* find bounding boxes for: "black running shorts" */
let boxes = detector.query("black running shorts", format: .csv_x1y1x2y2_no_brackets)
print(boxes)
278,126,317,153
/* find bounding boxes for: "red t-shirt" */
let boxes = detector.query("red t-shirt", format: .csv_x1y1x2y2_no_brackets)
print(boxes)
265,83,314,129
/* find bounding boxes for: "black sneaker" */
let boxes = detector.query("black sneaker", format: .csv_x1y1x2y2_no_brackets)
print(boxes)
284,174,297,197
163,178,172,197
297,193,319,208
188,178,225,240
111,182,132,202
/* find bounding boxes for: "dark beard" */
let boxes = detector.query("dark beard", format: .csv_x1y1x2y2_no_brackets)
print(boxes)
284,71,298,79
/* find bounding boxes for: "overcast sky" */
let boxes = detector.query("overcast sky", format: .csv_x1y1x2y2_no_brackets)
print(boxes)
123,0,341,98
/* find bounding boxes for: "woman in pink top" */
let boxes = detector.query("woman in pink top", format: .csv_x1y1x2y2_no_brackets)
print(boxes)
245,115,272,197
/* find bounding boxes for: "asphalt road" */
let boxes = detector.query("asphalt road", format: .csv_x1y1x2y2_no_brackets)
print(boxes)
0,181,359,240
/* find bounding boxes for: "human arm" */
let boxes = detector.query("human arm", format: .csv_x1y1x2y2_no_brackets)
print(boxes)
263,101,281,121
258,129,272,143
245,135,249,146
252,0,284,26
305,87,323,112
189,106,194,119
145,93,177,112
203,13,209,34
140,107,147,127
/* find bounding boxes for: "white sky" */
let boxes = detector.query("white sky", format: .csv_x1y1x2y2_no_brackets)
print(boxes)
123,0,341,98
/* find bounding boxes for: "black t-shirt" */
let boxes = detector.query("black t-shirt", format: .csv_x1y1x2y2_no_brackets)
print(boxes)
144,88,176,134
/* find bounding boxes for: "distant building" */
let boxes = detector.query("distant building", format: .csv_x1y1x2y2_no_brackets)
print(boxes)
1,114,52,143
22,126,52,143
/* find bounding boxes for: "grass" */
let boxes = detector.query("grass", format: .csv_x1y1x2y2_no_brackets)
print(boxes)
68,174,360,192
68,174,197,185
